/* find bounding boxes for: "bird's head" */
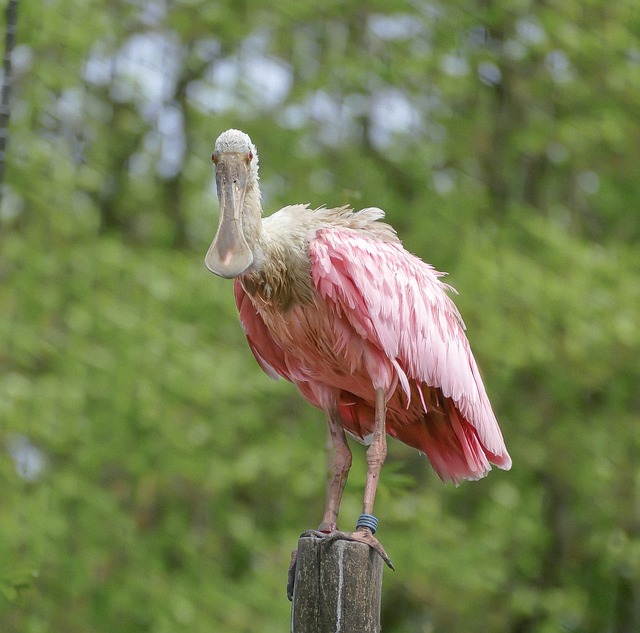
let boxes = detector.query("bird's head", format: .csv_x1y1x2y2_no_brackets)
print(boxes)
205,129,260,278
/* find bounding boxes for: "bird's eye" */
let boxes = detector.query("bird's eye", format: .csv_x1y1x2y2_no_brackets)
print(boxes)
211,152,219,164
247,150,253,162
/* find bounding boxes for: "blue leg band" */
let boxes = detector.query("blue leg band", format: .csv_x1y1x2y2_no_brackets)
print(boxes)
356,513,379,534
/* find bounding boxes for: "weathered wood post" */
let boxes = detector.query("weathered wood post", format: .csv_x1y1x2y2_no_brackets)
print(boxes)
290,536,383,633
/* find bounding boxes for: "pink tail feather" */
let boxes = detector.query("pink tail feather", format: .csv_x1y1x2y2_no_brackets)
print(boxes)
339,392,509,484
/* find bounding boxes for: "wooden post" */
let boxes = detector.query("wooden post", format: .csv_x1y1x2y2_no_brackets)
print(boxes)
290,536,383,633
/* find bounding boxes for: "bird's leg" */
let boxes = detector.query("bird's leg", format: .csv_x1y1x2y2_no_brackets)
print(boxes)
299,388,394,570
288,402,352,600
362,387,388,518
319,403,352,532
344,387,393,568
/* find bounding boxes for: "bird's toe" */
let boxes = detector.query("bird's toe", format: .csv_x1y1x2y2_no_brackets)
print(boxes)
313,527,395,570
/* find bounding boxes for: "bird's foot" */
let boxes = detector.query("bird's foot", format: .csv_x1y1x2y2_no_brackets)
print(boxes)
287,519,394,600
301,526,395,571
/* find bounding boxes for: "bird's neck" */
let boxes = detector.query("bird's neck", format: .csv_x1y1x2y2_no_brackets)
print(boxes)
241,181,265,260
239,195,315,311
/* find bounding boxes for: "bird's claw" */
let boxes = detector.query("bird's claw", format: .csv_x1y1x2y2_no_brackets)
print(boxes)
288,526,394,600
300,527,395,571
299,528,332,539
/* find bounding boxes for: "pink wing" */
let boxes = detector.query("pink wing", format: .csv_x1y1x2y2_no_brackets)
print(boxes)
310,227,511,481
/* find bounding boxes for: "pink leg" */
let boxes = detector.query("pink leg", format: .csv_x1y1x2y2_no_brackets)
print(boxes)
319,402,352,532
300,388,393,569
361,388,388,516
289,402,352,600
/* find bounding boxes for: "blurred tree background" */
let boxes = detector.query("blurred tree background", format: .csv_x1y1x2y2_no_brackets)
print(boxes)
1,0,639,631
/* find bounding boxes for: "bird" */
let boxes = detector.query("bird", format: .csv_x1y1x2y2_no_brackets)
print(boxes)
205,128,511,575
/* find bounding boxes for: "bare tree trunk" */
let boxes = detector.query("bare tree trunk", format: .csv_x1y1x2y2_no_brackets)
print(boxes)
612,572,640,633
0,0,18,208
290,536,383,633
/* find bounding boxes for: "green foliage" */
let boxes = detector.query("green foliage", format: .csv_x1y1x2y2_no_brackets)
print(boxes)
2,0,640,631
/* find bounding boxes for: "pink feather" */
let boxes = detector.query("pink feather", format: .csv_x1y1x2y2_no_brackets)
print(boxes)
235,225,511,484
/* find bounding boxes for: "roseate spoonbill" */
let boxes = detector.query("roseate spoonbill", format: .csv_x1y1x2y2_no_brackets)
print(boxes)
205,129,511,571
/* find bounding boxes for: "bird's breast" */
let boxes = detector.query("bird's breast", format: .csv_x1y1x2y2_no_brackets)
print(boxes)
249,290,395,402
240,254,314,311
